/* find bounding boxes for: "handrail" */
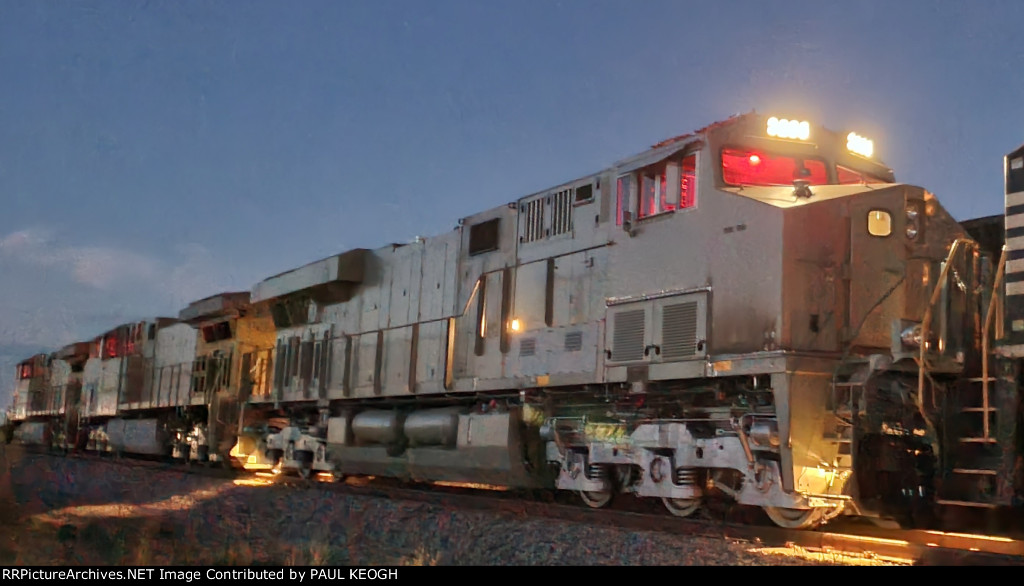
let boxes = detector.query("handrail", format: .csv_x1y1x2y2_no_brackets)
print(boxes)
981,245,1007,439
918,238,974,412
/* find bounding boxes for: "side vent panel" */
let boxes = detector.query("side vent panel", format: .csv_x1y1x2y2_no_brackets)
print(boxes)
661,302,698,359
564,331,583,352
520,338,537,357
551,189,574,236
612,310,645,362
522,199,545,244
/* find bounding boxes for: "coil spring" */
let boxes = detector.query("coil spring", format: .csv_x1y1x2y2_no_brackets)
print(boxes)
585,463,609,480
674,467,698,486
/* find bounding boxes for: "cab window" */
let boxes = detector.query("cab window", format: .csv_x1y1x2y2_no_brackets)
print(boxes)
722,148,828,187
867,209,892,237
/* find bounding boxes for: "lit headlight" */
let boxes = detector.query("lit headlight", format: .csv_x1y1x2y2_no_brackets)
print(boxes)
847,132,874,158
767,117,810,140
901,324,923,348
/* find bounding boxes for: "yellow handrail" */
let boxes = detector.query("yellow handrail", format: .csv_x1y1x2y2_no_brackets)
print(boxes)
981,245,1007,439
918,238,974,408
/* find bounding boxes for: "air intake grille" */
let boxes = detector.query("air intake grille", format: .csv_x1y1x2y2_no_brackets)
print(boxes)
612,310,645,362
522,199,545,244
520,338,537,357
661,302,698,359
564,331,583,352
551,189,573,236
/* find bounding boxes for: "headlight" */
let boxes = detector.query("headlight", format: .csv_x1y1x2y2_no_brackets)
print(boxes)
901,324,923,348
906,225,919,239
906,207,918,221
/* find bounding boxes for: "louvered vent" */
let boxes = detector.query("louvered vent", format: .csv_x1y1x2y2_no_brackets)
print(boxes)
564,331,583,352
612,310,645,362
551,189,573,236
661,302,698,359
520,338,537,357
522,199,545,243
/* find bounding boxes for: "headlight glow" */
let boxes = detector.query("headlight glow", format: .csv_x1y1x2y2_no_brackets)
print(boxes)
766,117,810,140
847,132,874,158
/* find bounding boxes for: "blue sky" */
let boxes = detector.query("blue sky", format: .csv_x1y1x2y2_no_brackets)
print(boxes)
2,0,1023,404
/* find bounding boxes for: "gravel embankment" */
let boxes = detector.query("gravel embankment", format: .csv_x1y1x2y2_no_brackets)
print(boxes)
0,446,902,566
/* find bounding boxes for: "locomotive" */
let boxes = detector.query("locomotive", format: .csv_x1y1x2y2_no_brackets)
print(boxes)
6,111,1021,531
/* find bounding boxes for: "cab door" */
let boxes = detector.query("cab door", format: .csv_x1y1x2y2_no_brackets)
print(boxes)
847,190,907,349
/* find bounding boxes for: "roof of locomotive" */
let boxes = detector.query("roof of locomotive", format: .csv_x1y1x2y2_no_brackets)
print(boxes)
243,111,900,306
54,341,92,361
95,317,179,338
513,111,894,204
251,247,368,304
178,291,251,323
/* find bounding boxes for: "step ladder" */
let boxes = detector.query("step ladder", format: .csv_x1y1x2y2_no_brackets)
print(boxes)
935,375,1008,509
827,377,865,468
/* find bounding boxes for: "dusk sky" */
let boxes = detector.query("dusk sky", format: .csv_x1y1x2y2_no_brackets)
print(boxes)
2,0,1023,404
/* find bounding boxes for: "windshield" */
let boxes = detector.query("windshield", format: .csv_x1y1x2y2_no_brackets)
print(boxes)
721,148,829,186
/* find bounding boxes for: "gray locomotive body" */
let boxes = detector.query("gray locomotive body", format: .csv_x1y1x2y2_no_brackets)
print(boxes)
7,112,1005,531
236,112,983,529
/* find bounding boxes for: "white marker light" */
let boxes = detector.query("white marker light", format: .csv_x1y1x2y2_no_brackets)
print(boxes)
847,132,874,158
766,117,810,140
510,318,521,332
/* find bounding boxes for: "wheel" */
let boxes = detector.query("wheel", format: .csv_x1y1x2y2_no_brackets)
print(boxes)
579,490,613,509
764,506,824,530
662,497,701,518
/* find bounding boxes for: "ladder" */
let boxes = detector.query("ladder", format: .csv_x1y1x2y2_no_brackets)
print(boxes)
935,374,1012,508
934,244,1011,508
827,375,866,469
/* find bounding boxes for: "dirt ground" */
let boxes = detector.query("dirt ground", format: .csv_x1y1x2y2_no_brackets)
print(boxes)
0,445,904,566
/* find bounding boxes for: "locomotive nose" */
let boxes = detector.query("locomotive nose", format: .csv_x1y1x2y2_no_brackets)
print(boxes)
845,184,982,365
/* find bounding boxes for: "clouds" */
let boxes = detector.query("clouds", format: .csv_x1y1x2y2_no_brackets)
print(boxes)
0,226,252,346
0,227,160,290
0,226,242,307
0,226,261,405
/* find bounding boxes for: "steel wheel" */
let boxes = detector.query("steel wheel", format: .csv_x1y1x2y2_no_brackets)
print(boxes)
579,490,613,509
662,497,701,518
764,506,824,530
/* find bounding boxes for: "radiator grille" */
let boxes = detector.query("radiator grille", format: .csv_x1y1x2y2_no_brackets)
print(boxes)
520,338,537,357
661,302,698,359
522,199,545,243
564,331,583,352
552,189,574,236
612,310,645,362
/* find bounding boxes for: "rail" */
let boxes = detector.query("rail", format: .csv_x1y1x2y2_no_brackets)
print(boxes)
918,237,974,416
12,444,1024,565
982,245,1007,440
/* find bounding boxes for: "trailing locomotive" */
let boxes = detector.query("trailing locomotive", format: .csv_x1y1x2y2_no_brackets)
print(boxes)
5,112,1021,531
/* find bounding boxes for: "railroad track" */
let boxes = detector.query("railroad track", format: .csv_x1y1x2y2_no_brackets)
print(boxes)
8,444,1024,565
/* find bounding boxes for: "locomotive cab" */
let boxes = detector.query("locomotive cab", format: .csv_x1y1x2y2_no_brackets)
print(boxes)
9,354,52,445
702,117,992,524
589,113,988,527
